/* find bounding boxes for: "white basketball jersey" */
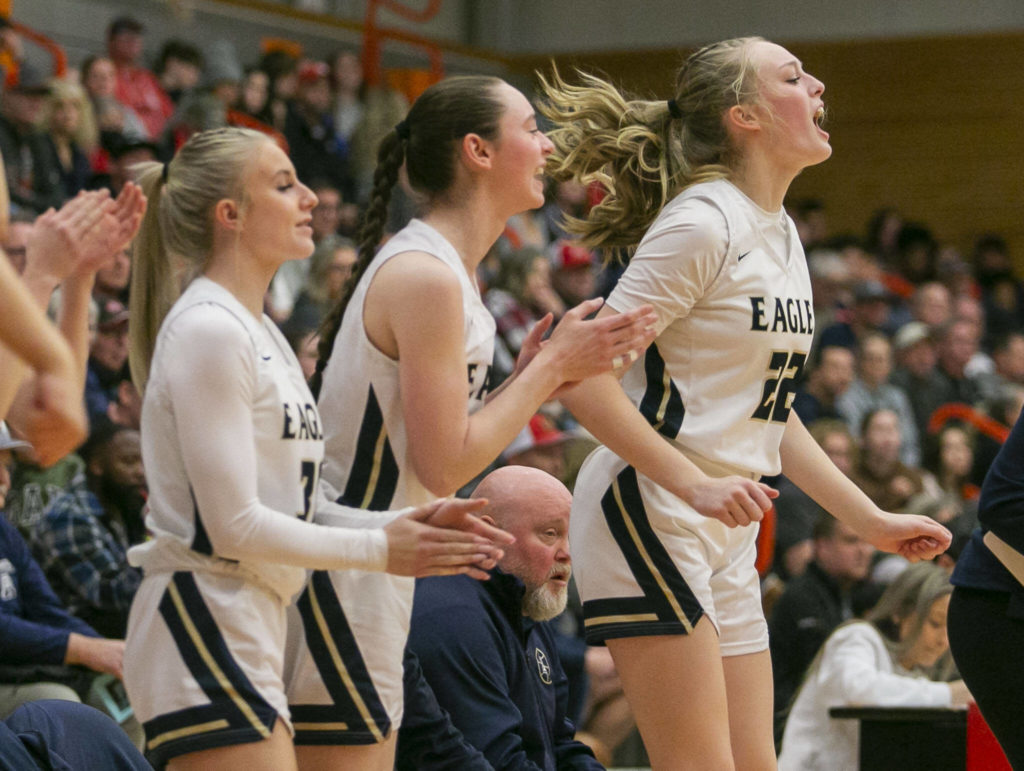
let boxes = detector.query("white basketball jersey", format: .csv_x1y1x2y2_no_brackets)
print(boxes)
131,278,325,601
316,218,496,510
609,179,814,477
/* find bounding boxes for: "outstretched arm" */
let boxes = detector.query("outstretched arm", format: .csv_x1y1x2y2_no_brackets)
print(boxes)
779,410,951,560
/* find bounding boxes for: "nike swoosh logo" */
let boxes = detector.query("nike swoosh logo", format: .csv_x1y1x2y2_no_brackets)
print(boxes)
738,251,752,261
262,354,272,361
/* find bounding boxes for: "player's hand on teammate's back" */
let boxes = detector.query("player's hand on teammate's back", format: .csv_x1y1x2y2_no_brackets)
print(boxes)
384,497,513,580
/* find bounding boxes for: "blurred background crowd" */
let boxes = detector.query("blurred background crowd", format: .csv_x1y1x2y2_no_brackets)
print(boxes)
0,4,1020,767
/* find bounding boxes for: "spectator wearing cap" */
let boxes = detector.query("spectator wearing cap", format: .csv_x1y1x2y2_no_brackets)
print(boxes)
284,58,354,201
107,15,174,141
0,63,63,215
88,138,158,195
836,332,921,466
890,321,949,443
29,422,145,639
818,279,894,352
0,422,136,733
550,240,598,309
83,299,130,427
502,413,571,483
201,39,243,109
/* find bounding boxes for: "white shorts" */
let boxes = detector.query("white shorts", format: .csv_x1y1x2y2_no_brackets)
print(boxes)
124,571,288,768
570,445,768,657
283,568,412,745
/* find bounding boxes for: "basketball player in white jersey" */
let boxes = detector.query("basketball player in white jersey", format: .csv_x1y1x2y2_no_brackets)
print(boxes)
286,76,657,769
122,128,513,771
539,39,952,769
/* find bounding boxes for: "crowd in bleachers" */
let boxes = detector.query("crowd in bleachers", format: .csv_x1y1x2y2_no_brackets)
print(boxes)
1,9,1021,769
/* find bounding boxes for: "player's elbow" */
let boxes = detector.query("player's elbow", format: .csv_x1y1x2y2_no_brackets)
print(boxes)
413,461,461,499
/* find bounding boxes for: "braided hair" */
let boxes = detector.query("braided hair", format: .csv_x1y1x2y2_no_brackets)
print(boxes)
309,75,506,398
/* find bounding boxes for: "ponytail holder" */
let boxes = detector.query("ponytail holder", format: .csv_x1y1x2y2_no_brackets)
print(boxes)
161,162,170,183
395,120,410,141
667,99,684,120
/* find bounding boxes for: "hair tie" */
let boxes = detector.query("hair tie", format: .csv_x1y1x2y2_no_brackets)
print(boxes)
667,99,684,120
161,162,170,183
395,120,410,141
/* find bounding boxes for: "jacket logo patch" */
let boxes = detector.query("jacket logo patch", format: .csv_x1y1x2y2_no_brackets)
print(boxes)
535,647,552,685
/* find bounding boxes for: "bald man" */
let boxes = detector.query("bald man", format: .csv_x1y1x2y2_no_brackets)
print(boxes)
397,466,603,770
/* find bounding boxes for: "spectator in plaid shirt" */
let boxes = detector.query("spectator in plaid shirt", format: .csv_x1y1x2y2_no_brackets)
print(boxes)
30,421,145,638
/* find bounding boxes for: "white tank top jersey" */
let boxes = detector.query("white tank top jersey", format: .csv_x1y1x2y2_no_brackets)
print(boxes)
609,178,814,477
129,278,327,602
316,218,496,511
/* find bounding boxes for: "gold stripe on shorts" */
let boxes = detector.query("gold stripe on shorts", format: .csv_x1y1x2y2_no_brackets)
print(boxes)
147,719,230,751
611,475,695,633
166,581,273,741
307,580,385,742
584,612,660,627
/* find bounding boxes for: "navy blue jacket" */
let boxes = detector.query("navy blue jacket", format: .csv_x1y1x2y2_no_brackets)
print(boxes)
953,407,1024,604
0,516,99,666
402,569,603,771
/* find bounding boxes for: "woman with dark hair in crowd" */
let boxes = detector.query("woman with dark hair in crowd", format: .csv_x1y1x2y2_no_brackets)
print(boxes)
285,75,656,769
258,51,299,133
121,126,510,770
538,37,952,768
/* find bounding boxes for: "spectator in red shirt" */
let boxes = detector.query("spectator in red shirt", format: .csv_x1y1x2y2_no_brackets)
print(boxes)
106,16,173,141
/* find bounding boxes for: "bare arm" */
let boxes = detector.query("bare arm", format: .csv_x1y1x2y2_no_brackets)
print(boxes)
374,253,656,497
560,363,777,527
779,410,951,559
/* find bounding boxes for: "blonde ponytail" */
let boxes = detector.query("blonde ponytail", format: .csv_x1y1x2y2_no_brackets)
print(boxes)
537,37,764,261
128,127,269,393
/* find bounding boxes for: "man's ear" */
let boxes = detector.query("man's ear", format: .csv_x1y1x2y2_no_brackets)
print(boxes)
460,132,494,172
213,198,241,231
